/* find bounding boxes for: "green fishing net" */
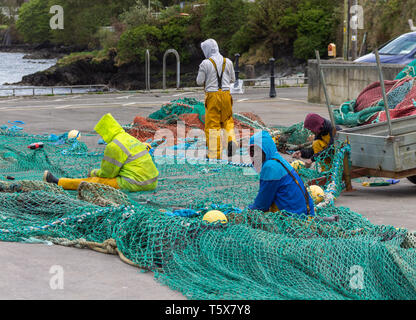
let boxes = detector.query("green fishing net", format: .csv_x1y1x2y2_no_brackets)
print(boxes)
0,116,415,300
149,98,206,124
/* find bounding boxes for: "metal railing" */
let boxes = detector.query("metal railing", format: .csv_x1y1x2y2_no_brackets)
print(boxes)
0,84,109,97
241,77,308,86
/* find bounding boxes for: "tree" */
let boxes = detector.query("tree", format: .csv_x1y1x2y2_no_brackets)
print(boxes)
228,0,299,63
293,0,339,60
116,24,162,64
201,0,248,53
15,0,51,43
16,0,137,46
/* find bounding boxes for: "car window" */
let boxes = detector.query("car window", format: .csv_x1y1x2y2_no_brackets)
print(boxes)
379,36,416,55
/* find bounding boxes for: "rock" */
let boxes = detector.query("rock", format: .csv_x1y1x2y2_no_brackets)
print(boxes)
23,51,63,60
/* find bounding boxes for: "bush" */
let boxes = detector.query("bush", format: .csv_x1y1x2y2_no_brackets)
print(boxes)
16,0,136,47
116,24,162,65
160,16,194,62
119,0,157,29
293,1,339,60
201,0,248,53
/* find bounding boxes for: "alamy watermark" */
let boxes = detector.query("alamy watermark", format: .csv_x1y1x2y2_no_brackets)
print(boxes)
49,265,64,290
349,265,364,290
350,5,364,30
149,126,260,176
50,5,64,30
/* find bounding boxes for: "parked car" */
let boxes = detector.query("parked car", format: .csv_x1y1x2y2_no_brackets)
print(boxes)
355,31,416,65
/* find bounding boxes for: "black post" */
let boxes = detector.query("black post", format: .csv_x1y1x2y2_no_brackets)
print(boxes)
234,53,240,88
269,58,276,98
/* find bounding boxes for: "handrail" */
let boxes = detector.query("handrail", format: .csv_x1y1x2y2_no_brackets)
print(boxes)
0,84,109,96
163,49,180,90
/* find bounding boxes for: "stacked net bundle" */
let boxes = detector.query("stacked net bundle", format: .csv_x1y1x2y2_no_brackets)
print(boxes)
0,121,415,300
395,59,416,80
334,77,416,127
149,98,206,124
127,98,270,146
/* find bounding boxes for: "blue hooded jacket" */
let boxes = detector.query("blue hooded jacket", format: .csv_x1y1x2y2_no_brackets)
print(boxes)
248,131,315,217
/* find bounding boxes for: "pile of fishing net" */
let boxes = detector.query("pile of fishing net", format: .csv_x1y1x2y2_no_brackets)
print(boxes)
334,77,416,127
335,60,416,127
127,98,270,146
0,122,415,300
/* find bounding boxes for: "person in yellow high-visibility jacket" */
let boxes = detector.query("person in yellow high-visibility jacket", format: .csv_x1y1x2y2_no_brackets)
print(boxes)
43,113,159,191
196,39,237,159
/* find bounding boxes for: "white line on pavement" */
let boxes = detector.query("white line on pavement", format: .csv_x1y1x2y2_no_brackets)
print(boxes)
54,105,73,109
171,92,194,97
0,98,24,104
54,95,82,102
115,95,134,100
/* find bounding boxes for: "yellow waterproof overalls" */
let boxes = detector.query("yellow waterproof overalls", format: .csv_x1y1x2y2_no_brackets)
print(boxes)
205,58,237,159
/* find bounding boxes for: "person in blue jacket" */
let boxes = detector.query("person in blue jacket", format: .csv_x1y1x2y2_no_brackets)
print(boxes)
248,131,315,218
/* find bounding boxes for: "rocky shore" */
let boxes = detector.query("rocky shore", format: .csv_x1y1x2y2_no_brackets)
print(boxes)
7,45,305,90
13,50,201,90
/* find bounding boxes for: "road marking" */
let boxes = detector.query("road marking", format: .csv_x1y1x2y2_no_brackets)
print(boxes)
54,105,72,109
0,102,169,112
54,95,82,102
237,98,249,102
171,92,194,97
236,97,309,104
115,95,134,100
0,98,24,104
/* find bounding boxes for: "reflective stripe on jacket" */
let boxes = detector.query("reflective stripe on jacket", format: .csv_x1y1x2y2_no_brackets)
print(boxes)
90,113,159,191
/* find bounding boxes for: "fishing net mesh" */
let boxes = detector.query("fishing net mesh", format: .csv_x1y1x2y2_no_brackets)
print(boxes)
0,100,415,300
335,66,416,128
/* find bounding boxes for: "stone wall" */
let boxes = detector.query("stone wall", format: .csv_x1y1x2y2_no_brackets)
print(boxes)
308,59,405,105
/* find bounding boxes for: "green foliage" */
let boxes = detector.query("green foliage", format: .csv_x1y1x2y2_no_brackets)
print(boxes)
228,0,339,63
293,0,339,60
201,0,248,53
116,24,162,64
119,0,157,29
160,16,193,62
228,0,299,63
15,0,51,43
16,0,136,46
56,50,111,66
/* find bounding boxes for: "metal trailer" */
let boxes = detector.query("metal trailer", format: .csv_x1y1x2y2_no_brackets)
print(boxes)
316,49,416,187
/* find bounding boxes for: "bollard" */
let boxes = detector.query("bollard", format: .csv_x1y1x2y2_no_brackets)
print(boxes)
234,53,240,88
145,49,150,91
269,58,276,98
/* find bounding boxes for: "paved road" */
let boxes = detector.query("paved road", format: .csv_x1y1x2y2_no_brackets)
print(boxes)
0,86,415,300
0,87,325,134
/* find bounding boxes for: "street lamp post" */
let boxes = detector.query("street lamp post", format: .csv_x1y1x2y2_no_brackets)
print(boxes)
269,58,276,98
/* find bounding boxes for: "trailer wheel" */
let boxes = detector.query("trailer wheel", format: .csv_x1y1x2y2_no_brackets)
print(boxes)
407,176,416,184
